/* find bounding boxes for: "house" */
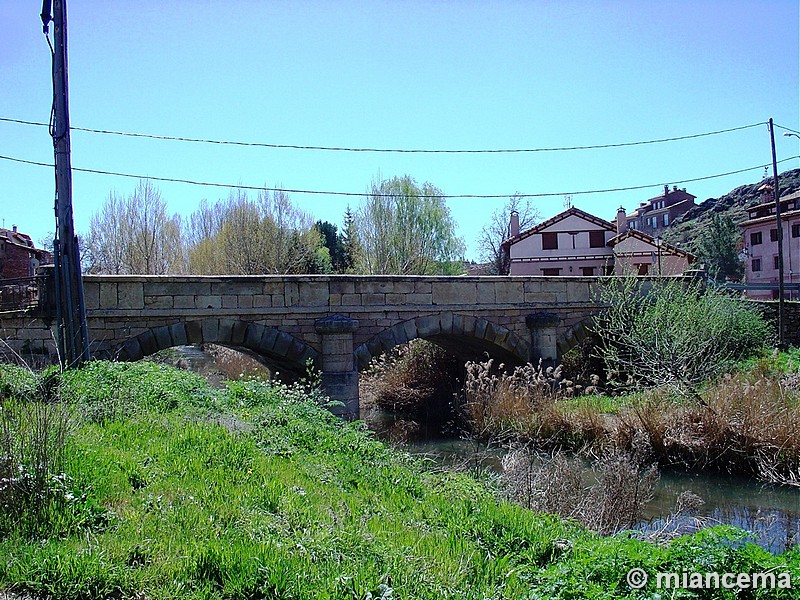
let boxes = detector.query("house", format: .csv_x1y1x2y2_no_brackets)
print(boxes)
0,226,52,279
626,185,696,236
502,207,616,276
608,227,695,276
502,206,695,276
739,188,800,300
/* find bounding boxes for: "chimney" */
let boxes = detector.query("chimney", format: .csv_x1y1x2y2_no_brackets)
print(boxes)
509,210,520,237
664,185,669,197
12,225,17,233
616,207,627,234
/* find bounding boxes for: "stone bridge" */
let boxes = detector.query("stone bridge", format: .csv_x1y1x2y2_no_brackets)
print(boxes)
0,273,603,418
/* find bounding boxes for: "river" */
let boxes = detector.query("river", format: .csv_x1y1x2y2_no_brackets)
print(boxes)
162,345,800,554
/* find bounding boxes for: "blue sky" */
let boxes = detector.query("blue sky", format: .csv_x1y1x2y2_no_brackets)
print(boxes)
1,1,798,261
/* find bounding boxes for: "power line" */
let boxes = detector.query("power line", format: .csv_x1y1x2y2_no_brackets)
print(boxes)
2,152,797,199
0,115,766,154
775,123,800,136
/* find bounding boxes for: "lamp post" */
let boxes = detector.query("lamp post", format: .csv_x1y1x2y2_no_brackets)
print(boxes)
654,235,663,276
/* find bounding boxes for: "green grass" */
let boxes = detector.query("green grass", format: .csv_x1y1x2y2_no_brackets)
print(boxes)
1,361,798,599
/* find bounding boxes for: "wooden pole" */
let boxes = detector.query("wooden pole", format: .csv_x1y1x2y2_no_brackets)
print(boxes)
47,0,89,366
768,118,785,349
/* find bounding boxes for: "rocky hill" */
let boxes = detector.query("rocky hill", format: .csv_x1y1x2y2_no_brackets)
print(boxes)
662,168,800,253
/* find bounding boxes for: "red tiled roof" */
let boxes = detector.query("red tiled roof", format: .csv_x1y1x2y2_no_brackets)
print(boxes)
607,228,695,260
502,206,615,247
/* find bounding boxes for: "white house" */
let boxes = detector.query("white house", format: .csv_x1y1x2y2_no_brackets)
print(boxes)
502,206,695,276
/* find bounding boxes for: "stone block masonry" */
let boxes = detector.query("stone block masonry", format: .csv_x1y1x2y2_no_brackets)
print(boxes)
2,274,605,419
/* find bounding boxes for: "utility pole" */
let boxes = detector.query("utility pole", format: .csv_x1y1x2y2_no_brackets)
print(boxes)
768,118,785,349
42,0,90,367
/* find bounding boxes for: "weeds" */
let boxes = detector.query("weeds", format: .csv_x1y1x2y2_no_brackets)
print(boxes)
0,365,72,537
501,447,658,535
461,350,800,482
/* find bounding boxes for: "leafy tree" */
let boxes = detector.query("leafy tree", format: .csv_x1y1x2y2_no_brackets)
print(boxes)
695,214,743,281
478,194,540,275
355,175,465,275
315,220,347,273
84,180,184,274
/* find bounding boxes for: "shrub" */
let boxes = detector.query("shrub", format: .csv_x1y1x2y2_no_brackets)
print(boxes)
360,339,461,418
459,359,563,440
592,275,770,398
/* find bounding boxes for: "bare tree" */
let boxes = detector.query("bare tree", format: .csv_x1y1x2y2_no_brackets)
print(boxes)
185,188,328,274
84,181,184,274
478,194,539,275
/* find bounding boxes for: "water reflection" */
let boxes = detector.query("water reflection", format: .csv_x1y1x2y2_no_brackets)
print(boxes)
638,470,800,554
384,430,800,554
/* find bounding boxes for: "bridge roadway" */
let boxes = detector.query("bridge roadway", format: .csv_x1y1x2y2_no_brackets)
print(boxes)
0,273,601,419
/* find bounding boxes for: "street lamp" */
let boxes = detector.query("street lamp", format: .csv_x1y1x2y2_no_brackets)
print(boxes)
654,236,663,276
784,132,800,140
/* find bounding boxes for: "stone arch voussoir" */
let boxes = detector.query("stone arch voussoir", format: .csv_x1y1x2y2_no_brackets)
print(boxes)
556,317,596,357
116,318,319,371
354,312,529,371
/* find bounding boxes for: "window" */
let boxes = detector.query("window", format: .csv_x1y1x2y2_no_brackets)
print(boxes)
751,231,763,246
637,263,649,275
603,264,614,276
752,258,761,272
652,217,658,229
770,228,779,242
589,230,606,248
581,266,595,276
542,268,561,276
662,213,669,226
793,223,800,238
542,232,558,250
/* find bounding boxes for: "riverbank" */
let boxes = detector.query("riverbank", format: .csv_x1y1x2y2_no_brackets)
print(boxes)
1,361,798,598
460,348,800,485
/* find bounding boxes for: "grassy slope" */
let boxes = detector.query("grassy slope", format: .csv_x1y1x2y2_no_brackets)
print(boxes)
0,362,798,599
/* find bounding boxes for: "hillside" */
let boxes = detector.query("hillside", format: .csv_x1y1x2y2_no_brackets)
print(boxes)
662,168,800,253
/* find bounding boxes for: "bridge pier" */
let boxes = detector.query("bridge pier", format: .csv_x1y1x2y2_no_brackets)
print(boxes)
526,312,561,368
314,315,360,421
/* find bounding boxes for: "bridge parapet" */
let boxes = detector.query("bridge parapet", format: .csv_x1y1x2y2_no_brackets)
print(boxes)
2,274,603,418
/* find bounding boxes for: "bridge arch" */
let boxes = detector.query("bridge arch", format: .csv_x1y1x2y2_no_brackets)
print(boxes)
354,312,530,370
115,318,319,375
556,317,597,357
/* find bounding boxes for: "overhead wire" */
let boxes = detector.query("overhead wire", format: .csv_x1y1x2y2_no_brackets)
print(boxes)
775,123,800,136
0,116,767,154
1,153,797,199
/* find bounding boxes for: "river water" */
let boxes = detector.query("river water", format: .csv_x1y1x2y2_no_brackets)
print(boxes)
391,435,800,554
163,345,800,554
